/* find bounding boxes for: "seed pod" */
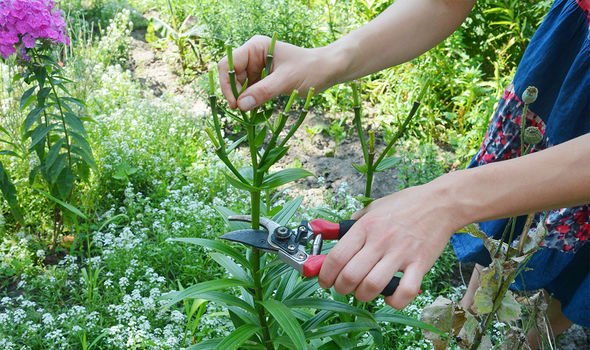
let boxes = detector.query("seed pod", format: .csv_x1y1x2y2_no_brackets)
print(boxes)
524,126,543,145
522,86,538,104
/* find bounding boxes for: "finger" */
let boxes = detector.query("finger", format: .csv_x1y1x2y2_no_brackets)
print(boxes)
332,245,383,296
218,57,237,109
318,225,367,289
354,254,402,302
384,263,424,309
237,71,291,111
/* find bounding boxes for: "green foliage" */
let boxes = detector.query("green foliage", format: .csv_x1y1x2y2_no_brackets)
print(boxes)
96,9,133,67
150,0,206,74
187,0,320,58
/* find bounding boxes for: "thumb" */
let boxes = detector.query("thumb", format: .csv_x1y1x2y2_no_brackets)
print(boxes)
237,72,291,111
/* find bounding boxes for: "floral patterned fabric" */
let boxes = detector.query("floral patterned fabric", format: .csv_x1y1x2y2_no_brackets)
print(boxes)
471,85,589,253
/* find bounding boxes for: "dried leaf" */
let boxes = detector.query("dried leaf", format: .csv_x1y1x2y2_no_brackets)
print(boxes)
473,263,501,314
500,326,527,350
458,312,479,348
420,296,453,350
497,291,522,323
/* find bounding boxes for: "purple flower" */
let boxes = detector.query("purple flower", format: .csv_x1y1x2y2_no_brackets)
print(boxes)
0,0,70,60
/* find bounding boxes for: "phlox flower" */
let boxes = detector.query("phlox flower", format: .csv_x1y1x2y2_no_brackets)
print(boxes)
0,0,69,59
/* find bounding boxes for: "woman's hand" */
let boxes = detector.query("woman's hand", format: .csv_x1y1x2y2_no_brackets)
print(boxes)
217,35,336,111
318,180,463,309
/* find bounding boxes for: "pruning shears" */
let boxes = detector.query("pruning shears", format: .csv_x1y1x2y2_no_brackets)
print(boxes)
221,215,400,296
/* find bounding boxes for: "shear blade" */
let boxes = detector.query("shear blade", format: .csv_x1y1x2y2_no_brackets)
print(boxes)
220,229,276,251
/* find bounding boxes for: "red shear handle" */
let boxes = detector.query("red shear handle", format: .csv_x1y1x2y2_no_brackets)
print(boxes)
302,254,326,277
309,219,356,240
302,254,400,297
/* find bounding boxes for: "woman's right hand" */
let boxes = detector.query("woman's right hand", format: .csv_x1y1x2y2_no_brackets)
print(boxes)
217,35,336,111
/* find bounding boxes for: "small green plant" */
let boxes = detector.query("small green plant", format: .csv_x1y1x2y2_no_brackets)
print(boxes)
151,0,206,73
350,81,423,204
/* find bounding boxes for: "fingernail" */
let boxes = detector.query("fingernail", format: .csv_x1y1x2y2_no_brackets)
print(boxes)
238,96,256,111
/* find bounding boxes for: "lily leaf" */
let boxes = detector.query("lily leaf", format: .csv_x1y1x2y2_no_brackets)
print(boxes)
261,299,306,349
214,324,261,350
261,168,313,189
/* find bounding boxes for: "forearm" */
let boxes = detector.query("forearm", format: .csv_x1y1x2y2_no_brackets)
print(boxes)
319,0,475,85
436,133,590,228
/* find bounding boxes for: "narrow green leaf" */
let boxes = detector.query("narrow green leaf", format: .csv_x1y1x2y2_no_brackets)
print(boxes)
225,173,258,192
29,124,56,151
56,167,74,199
167,237,249,267
259,146,289,173
35,189,87,219
163,279,250,306
228,306,260,326
198,291,255,314
226,135,247,153
47,153,66,184
302,310,332,332
351,163,368,174
254,126,267,148
305,321,378,340
283,298,374,319
271,196,303,225
0,150,20,158
189,338,222,350
285,279,320,300
37,87,51,105
374,308,444,334
261,168,314,189
20,86,36,110
45,138,65,171
214,324,261,350
275,269,300,301
24,106,45,132
71,144,97,170
64,112,88,136
61,96,86,109
0,161,22,220
210,252,251,283
69,130,92,152
261,299,306,349
215,206,250,231
0,125,10,136
375,156,400,172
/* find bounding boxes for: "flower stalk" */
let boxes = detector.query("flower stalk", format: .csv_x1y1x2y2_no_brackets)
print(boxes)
352,81,421,200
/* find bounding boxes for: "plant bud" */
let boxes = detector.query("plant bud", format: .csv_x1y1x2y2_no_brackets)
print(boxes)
522,86,538,104
524,126,543,145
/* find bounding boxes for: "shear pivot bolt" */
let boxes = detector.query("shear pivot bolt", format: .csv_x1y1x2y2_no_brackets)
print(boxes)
275,226,290,240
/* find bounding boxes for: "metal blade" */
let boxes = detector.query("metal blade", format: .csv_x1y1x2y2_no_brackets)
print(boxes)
220,229,276,251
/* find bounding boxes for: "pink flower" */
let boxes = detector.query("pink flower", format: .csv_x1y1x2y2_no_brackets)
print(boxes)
0,0,70,60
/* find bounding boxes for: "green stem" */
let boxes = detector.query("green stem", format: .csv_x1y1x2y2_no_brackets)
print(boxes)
364,132,375,198
520,103,529,156
374,100,420,167
226,46,241,103
277,89,314,149
247,116,273,349
263,33,278,79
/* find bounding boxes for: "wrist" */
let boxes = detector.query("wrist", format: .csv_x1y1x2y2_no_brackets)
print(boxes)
428,170,478,232
315,39,358,88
